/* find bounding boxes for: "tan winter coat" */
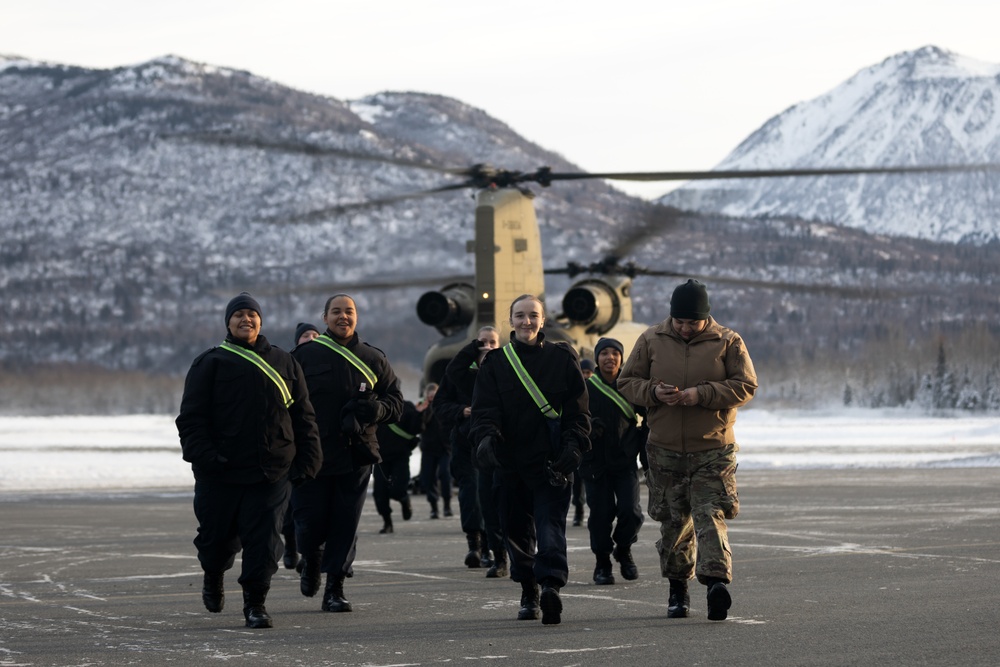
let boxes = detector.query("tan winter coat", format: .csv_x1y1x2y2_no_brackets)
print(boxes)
618,317,757,454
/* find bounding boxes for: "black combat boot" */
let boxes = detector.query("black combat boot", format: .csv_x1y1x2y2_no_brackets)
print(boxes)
572,504,584,527
430,501,439,520
401,496,413,521
379,516,394,534
517,579,540,620
614,546,639,581
443,499,454,517
540,583,562,625
667,578,690,618
486,552,508,578
705,577,732,621
300,551,322,597
464,532,482,568
593,555,615,585
282,529,298,570
321,573,353,612
202,571,225,613
479,533,493,568
242,584,273,629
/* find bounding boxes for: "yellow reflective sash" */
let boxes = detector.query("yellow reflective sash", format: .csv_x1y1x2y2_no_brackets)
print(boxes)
588,374,636,421
311,335,378,389
388,423,417,440
502,343,560,420
219,340,294,408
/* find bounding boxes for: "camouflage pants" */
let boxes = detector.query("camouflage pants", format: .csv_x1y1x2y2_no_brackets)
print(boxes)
645,443,739,585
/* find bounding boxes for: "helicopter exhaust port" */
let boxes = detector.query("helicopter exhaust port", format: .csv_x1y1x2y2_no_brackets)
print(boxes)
562,281,619,331
417,283,476,333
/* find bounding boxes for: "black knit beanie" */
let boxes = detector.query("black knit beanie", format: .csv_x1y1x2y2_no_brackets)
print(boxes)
669,280,710,320
294,321,320,345
224,292,262,325
594,337,624,359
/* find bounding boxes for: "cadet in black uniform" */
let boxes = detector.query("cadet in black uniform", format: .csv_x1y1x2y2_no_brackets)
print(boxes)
417,383,452,519
290,294,403,613
579,337,646,585
176,292,323,629
281,322,321,570
471,295,590,625
373,399,421,533
434,326,504,573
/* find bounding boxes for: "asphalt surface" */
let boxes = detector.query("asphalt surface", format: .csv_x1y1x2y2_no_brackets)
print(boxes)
2,468,999,666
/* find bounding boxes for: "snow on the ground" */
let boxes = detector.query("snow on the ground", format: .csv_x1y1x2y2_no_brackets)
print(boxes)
1,409,998,493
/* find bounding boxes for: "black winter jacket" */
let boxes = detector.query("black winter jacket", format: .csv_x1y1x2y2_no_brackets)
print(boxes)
432,339,481,451
470,332,591,488
176,333,323,485
375,400,422,462
292,331,404,476
578,372,648,480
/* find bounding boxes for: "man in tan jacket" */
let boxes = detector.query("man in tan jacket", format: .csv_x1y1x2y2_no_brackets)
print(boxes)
618,279,757,621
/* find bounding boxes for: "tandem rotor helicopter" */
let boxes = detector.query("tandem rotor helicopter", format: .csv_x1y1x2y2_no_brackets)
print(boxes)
180,132,998,386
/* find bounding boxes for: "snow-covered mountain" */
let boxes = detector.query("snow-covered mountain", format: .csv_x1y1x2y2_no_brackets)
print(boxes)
662,46,1000,244
0,52,997,386
0,55,641,373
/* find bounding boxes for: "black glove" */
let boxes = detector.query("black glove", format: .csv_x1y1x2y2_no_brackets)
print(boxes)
476,436,501,469
352,398,380,424
197,453,228,472
550,442,582,475
590,417,606,440
341,402,363,435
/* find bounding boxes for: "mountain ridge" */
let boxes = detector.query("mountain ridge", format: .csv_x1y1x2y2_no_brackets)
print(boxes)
1,51,998,412
662,46,1000,244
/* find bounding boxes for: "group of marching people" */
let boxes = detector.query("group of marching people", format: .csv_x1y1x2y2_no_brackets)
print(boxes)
176,281,757,628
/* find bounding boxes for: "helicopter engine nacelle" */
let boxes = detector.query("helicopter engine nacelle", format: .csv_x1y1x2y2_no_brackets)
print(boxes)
417,282,476,335
561,277,629,334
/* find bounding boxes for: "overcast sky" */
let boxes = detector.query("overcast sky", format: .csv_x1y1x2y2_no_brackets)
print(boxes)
4,1,1000,198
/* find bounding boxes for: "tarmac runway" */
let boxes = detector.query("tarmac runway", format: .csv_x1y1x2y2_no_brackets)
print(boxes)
2,468,999,666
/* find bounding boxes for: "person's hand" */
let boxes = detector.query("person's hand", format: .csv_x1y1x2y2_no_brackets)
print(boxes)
353,398,380,423
590,417,605,440
341,402,363,435
550,442,582,475
462,406,472,418
200,453,228,472
654,381,679,403
476,436,501,468
665,387,698,407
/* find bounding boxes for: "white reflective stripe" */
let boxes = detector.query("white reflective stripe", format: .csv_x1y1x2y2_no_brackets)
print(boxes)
311,335,378,388
502,344,561,420
219,341,294,408
588,374,635,420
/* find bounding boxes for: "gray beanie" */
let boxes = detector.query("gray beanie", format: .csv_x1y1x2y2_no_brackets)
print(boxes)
225,292,262,325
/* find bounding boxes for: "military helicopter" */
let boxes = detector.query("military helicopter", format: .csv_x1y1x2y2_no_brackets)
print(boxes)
178,132,997,387
401,161,995,385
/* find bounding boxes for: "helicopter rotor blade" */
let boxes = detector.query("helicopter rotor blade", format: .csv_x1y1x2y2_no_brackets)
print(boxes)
164,131,476,176
217,273,475,298
537,163,1000,183
259,182,474,224
637,270,902,298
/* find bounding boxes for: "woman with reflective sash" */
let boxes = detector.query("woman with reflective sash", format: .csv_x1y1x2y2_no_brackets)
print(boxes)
470,294,590,626
291,294,403,613
176,292,323,629
579,337,647,586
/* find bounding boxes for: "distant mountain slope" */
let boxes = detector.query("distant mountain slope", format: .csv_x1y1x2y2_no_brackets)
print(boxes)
0,52,997,395
0,55,639,373
662,46,1000,244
